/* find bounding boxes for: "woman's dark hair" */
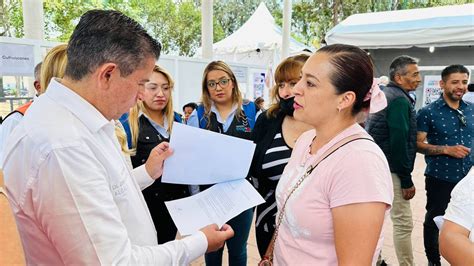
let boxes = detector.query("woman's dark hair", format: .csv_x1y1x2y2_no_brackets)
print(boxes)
318,44,374,115
183,102,198,112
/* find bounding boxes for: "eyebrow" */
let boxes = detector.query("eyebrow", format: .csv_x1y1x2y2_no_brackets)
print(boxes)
146,82,169,85
208,76,229,81
305,72,320,83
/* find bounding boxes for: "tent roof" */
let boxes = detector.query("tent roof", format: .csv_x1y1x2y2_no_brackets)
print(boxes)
212,2,309,54
325,4,474,49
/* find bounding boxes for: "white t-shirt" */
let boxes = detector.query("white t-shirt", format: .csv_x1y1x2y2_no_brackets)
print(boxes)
463,92,474,104
2,79,207,264
444,167,474,242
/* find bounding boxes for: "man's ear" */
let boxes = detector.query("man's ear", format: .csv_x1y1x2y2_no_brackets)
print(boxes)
393,73,403,86
439,79,445,90
96,63,118,89
33,81,41,94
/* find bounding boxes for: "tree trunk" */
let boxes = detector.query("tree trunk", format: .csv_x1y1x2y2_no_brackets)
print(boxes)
332,0,339,25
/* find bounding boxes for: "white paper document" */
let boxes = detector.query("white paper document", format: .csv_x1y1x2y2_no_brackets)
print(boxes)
165,179,265,236
162,122,256,185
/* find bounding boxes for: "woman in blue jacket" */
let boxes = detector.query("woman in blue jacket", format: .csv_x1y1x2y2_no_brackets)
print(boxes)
187,61,256,266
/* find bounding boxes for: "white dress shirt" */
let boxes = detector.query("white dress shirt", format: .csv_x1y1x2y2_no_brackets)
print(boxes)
444,167,474,242
0,112,22,168
3,79,207,265
463,92,474,104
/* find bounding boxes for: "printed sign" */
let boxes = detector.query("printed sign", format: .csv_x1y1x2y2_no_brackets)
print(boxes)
253,72,265,99
0,43,35,76
232,66,247,83
422,75,442,106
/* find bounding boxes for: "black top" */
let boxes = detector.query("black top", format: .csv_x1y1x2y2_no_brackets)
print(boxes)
249,110,286,193
131,115,189,201
250,110,297,237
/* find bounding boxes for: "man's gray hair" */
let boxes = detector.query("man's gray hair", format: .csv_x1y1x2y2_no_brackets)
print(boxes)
65,10,161,81
34,62,42,82
389,55,419,81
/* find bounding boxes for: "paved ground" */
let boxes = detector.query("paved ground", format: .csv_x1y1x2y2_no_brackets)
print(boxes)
191,153,448,265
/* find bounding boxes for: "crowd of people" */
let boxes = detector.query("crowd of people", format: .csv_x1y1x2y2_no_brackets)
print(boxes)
0,9,472,266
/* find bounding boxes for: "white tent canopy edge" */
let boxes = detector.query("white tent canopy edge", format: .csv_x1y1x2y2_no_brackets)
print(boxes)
325,4,474,49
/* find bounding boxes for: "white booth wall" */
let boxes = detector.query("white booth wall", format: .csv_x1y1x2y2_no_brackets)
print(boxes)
0,37,266,115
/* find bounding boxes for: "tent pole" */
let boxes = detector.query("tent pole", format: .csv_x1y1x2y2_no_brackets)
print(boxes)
201,0,214,60
22,0,44,97
281,0,292,60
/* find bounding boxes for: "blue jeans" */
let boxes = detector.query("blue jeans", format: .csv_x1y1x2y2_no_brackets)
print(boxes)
205,208,254,266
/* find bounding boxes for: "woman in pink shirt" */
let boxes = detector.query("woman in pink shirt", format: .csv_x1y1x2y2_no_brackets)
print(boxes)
270,44,393,265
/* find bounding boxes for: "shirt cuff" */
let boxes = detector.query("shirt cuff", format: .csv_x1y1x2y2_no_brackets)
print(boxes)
183,231,208,263
399,176,414,189
132,165,155,190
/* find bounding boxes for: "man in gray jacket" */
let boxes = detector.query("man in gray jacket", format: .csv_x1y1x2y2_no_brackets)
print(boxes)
366,55,420,266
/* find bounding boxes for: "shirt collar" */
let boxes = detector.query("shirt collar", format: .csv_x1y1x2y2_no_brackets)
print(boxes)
434,94,468,110
210,103,238,121
44,78,111,133
387,82,415,105
305,123,367,162
140,111,169,132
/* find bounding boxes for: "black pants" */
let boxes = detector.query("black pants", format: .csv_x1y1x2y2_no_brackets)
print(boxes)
423,177,456,264
143,191,178,244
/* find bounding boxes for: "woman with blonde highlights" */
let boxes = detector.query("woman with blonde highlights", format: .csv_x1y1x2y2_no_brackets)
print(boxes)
187,60,258,266
121,65,189,244
40,44,68,94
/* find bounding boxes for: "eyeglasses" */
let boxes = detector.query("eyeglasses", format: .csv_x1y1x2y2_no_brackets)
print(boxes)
207,78,231,89
456,109,466,127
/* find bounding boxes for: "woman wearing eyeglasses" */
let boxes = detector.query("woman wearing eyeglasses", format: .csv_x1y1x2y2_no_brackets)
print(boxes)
121,65,189,244
249,55,313,258
187,60,257,266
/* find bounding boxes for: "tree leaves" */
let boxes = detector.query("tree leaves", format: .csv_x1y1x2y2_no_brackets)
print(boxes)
0,0,471,55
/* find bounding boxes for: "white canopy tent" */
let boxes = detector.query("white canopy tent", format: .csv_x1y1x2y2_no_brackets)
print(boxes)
325,4,474,49
198,2,310,67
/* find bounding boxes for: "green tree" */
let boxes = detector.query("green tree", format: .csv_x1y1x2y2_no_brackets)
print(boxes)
213,0,283,42
43,0,105,41
1,0,472,55
134,0,203,56
0,0,23,37
291,0,473,48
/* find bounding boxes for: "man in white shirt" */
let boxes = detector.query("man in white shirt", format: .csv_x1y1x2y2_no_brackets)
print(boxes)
0,62,41,166
2,9,233,265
